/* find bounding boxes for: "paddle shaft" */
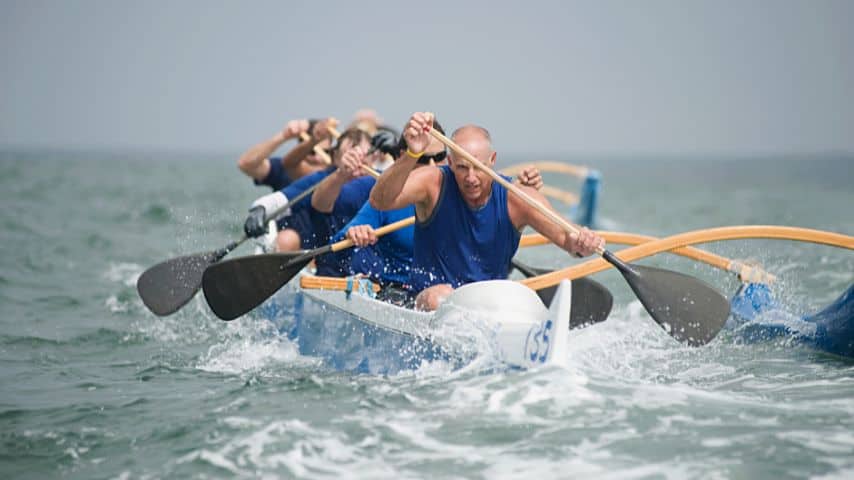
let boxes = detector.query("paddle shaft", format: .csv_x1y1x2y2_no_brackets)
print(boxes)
275,215,415,281
299,131,333,165
327,216,415,254
213,177,324,257
327,126,383,178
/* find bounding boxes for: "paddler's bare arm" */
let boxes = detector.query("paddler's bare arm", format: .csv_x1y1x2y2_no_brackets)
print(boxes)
237,119,309,180
311,145,368,213
369,112,439,214
281,118,333,173
508,186,604,257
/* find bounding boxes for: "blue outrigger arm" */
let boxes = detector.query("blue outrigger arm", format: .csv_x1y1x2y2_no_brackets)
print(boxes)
572,169,601,228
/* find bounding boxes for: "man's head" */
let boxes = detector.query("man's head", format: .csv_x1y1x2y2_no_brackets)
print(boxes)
331,128,372,166
448,125,496,205
349,108,382,135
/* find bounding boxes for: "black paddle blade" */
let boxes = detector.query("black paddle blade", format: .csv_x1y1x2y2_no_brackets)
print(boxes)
568,277,613,330
201,252,310,321
511,259,613,330
533,278,613,330
604,251,730,346
137,251,220,316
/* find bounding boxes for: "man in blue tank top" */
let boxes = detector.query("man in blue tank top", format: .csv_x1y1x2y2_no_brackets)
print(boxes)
333,119,544,292
370,112,605,311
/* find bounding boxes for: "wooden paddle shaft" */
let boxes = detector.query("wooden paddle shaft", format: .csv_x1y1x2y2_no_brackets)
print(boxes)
299,131,333,165
428,129,599,253
329,216,416,253
326,126,382,178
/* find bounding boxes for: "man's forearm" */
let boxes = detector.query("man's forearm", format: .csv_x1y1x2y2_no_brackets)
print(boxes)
311,171,348,213
282,138,321,170
238,131,286,178
370,155,418,210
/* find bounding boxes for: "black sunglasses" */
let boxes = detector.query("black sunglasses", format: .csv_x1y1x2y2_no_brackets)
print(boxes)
417,150,447,165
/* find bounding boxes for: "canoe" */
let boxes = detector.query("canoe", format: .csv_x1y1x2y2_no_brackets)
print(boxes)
728,282,854,358
264,277,578,375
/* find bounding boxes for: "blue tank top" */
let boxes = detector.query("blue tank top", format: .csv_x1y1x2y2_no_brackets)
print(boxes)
409,166,520,291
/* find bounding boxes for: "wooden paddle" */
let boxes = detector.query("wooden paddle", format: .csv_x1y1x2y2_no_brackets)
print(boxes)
429,127,730,346
136,183,318,316
202,216,416,320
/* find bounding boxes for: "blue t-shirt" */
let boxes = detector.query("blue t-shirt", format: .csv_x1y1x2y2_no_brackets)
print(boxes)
272,168,332,249
313,176,377,277
333,204,415,285
253,157,291,191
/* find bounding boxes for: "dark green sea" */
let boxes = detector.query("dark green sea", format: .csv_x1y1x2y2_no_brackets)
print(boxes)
1,150,852,479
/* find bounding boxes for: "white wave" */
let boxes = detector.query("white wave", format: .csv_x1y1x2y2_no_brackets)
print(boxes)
104,295,129,313
103,262,142,287
196,332,304,375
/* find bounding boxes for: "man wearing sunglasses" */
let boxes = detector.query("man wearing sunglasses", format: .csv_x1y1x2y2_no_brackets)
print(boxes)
370,112,603,311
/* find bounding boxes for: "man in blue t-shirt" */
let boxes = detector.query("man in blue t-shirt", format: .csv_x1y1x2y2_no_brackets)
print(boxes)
238,118,334,189
243,128,376,256
237,118,335,251
308,129,377,276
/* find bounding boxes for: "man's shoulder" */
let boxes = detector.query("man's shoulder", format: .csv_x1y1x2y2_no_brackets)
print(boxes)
414,164,444,185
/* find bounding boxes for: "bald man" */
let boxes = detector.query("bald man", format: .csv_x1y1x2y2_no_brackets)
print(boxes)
370,112,605,311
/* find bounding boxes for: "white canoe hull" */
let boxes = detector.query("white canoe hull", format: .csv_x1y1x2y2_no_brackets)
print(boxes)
277,279,574,374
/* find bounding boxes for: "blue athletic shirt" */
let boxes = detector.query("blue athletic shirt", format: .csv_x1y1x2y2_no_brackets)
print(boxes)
409,166,521,292
333,203,415,285
272,168,332,249
312,176,377,277
253,157,291,191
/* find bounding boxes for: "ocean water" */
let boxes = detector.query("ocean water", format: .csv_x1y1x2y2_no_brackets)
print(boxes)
0,150,852,479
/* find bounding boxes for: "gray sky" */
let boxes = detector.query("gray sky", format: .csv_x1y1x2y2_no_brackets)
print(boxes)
2,0,853,155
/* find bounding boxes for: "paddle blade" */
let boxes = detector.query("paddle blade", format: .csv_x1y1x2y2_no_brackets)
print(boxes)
137,252,220,316
568,277,613,330
620,263,730,346
201,252,310,321
511,259,613,330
